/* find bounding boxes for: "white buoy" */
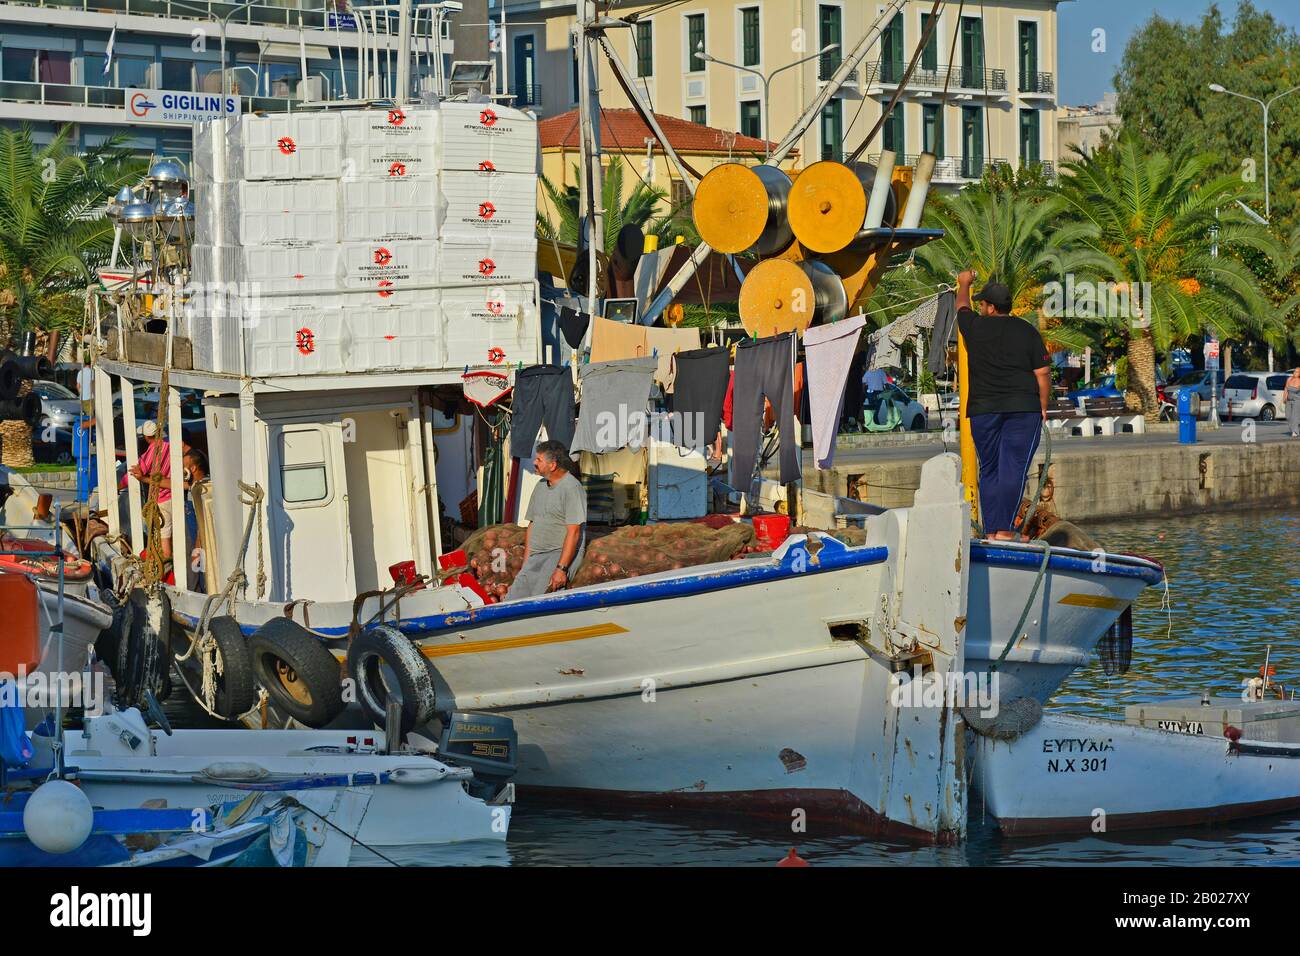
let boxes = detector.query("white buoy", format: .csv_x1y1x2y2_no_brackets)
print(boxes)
23,780,94,854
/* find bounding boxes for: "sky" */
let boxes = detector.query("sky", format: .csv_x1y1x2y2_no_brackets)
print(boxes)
1058,0,1300,106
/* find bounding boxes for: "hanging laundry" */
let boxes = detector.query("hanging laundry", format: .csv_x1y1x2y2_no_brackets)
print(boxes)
590,316,650,363
803,314,867,469
570,357,658,454
731,332,799,488
511,365,575,457
668,346,731,451
559,306,591,350
927,290,958,376
644,325,701,392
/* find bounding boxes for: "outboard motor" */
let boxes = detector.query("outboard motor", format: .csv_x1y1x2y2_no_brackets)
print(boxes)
437,712,518,790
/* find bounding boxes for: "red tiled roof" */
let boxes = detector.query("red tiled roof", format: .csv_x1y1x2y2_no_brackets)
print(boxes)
538,107,789,156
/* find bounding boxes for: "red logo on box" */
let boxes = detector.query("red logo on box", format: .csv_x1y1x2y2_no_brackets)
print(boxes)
296,327,315,354
486,299,504,315
478,160,496,172
478,201,496,219
373,247,392,265
488,347,506,364
480,109,498,127
478,258,496,276
277,137,297,155
388,161,407,177
377,280,394,298
387,108,406,126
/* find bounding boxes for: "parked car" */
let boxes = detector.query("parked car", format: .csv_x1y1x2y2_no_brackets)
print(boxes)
28,380,81,429
862,383,930,432
1066,374,1122,403
1224,371,1289,420
1164,369,1225,416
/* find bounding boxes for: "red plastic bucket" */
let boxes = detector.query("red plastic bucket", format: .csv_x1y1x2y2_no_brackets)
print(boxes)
752,514,791,551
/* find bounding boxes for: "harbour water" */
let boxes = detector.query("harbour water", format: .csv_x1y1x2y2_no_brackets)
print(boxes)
355,509,1300,866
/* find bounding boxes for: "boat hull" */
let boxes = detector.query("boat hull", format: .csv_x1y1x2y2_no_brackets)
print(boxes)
974,711,1300,836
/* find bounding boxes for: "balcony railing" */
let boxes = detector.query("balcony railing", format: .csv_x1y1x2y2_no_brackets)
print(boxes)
3,0,450,38
817,56,859,83
1019,72,1055,95
869,152,1012,182
0,78,297,115
509,84,542,107
865,60,1007,94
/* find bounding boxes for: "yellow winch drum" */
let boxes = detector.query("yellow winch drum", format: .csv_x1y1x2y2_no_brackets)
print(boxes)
738,258,848,337
692,163,794,256
787,161,898,254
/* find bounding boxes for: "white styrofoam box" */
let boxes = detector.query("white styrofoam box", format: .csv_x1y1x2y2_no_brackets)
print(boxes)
245,304,350,376
340,178,442,241
342,106,439,147
229,180,340,246
438,101,538,174
194,243,341,295
440,171,536,237
442,283,538,369
343,140,440,180
339,240,438,290
230,112,343,181
437,234,538,285
345,291,446,371
192,117,233,185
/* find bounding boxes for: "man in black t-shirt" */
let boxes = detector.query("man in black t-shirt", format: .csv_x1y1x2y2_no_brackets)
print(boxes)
955,270,1051,540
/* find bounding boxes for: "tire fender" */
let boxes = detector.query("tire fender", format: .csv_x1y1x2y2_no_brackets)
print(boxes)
347,624,438,736
248,617,345,727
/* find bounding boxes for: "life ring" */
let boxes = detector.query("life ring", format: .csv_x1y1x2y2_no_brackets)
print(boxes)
177,616,256,721
347,624,438,736
0,533,93,582
248,617,345,727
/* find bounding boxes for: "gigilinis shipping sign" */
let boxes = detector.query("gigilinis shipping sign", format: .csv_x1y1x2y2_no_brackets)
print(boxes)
126,90,241,125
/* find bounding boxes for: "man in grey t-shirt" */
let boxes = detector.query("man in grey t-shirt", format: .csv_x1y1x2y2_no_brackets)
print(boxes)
505,440,587,600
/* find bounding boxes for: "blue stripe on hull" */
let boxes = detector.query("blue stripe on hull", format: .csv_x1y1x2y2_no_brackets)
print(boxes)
970,544,1164,585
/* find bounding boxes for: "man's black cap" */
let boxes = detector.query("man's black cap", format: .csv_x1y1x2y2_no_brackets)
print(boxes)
973,280,1012,313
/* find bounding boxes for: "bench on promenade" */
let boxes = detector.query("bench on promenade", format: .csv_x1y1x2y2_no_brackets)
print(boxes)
1046,396,1145,437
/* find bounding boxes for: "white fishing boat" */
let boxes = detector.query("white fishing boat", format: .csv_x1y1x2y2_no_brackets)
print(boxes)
973,702,1300,837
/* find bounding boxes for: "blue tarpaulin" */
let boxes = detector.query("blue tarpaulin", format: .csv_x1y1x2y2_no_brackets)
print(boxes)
0,681,32,768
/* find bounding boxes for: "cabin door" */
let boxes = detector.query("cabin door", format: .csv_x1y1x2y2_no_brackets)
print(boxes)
267,421,354,601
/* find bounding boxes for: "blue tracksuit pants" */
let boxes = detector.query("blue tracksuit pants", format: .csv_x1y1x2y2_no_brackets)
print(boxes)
969,411,1042,534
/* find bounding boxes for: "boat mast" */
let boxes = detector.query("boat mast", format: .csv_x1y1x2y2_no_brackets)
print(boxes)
576,0,603,316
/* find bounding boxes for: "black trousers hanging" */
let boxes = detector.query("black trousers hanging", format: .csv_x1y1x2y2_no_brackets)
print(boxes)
511,365,575,456
668,346,731,451
732,332,799,489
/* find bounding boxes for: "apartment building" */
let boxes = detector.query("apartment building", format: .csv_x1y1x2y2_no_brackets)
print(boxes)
505,0,1061,187
0,0,462,160
1058,91,1120,163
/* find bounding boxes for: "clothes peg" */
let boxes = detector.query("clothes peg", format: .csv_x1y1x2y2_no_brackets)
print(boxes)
652,347,658,358
464,365,469,376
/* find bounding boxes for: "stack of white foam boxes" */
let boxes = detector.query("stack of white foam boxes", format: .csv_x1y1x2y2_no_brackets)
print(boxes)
188,102,539,378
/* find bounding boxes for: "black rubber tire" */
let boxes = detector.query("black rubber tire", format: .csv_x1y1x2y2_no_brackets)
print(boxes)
1261,404,1276,422
248,617,344,727
347,624,437,736
116,587,171,708
184,616,257,721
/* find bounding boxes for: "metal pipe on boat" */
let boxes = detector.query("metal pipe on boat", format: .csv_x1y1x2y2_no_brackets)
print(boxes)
899,152,936,229
692,163,793,257
864,150,897,229
396,0,412,104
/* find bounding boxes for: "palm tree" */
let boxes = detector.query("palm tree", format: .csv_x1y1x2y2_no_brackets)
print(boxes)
868,186,1102,351
537,156,670,249
0,124,136,465
1055,133,1278,417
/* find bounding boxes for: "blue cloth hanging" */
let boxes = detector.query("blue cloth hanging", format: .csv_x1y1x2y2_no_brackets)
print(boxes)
0,680,32,768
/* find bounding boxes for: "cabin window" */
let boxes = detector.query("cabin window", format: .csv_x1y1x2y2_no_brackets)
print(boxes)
280,428,329,504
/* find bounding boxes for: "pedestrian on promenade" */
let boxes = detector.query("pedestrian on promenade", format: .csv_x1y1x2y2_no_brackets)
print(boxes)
1286,367,1300,438
955,269,1052,541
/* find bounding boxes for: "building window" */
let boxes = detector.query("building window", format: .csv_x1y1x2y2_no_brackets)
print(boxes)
818,5,841,80
117,56,151,89
689,105,707,125
820,99,843,161
161,59,192,91
670,177,691,210
1018,20,1038,92
571,37,580,103
960,16,984,88
740,100,762,139
961,105,983,178
881,101,904,154
636,20,654,78
1019,108,1040,165
923,103,944,158
687,13,705,72
1,49,38,82
920,12,938,72
880,12,903,84
742,7,760,67
196,61,223,93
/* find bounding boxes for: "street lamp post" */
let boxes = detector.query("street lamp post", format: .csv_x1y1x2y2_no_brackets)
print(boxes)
1209,81,1300,373
171,0,264,98
698,43,838,162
